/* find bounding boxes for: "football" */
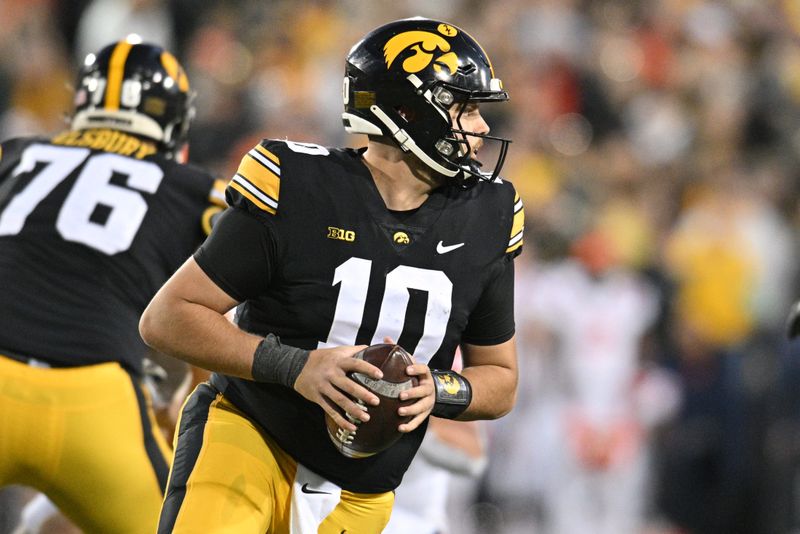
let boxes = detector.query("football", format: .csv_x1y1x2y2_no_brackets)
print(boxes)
325,343,418,458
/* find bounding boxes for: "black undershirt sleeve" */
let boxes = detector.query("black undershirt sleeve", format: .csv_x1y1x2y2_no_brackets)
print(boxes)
460,255,516,346
193,208,277,302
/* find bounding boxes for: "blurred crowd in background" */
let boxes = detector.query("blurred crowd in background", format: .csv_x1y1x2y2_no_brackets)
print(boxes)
4,0,800,533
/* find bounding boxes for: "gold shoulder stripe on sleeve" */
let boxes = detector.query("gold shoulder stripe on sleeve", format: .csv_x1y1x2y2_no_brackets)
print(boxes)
229,178,277,215
236,147,280,199
0,145,3,163
226,143,284,215
248,146,281,178
201,206,223,236
506,230,523,254
208,179,227,207
254,144,280,166
506,194,524,253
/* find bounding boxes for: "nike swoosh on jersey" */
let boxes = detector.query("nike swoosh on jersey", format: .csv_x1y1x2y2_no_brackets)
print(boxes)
436,241,465,254
300,483,331,495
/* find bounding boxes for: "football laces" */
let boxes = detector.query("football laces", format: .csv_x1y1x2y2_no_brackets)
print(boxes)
336,399,368,445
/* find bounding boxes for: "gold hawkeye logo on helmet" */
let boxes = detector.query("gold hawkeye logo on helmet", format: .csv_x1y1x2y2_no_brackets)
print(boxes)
383,24,459,76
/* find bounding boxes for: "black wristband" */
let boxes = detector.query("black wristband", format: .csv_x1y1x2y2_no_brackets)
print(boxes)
431,370,472,419
251,334,310,388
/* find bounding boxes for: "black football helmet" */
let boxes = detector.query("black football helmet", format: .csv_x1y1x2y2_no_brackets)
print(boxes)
343,17,510,186
71,38,194,158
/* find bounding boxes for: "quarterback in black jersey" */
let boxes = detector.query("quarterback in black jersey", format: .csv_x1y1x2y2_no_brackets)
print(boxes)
0,40,225,533
142,17,523,534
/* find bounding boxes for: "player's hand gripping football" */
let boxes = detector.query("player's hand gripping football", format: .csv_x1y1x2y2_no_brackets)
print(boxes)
293,344,381,432
384,337,436,433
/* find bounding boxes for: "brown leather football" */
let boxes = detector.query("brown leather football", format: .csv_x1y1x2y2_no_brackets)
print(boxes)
325,343,418,458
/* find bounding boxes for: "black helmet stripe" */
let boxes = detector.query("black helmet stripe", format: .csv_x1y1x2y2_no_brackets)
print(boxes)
105,41,134,111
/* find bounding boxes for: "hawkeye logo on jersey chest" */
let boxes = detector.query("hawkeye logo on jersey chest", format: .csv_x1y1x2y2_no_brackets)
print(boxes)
393,231,410,245
327,226,355,242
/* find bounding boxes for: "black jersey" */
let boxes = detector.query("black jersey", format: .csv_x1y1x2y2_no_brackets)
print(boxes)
194,139,524,493
0,129,226,375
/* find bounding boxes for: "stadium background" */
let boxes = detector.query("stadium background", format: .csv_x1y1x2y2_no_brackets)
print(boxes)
3,0,800,532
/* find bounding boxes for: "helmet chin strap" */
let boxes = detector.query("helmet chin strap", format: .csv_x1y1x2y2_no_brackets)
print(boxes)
368,105,459,178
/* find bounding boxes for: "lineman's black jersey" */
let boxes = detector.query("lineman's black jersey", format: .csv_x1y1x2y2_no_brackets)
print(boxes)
0,129,226,375
195,139,524,493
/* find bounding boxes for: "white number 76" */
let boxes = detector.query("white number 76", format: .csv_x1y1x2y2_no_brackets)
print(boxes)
0,144,163,254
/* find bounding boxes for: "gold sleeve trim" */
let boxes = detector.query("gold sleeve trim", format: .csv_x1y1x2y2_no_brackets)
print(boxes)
201,206,224,235
506,193,524,253
254,144,280,165
238,155,280,203
208,179,227,207
228,181,277,215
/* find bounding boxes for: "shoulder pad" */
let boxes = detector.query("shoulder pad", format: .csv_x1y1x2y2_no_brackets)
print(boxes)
506,189,524,256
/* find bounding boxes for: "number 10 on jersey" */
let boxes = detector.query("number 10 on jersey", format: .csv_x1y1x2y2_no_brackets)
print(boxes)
319,257,452,365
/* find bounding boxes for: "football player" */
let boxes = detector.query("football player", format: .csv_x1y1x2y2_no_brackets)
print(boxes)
0,38,226,533
140,17,524,534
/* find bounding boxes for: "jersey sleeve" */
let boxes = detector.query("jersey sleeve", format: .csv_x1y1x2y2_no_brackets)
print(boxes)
193,208,277,302
505,189,524,256
225,140,283,218
200,178,229,235
460,183,524,345
460,256,516,346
